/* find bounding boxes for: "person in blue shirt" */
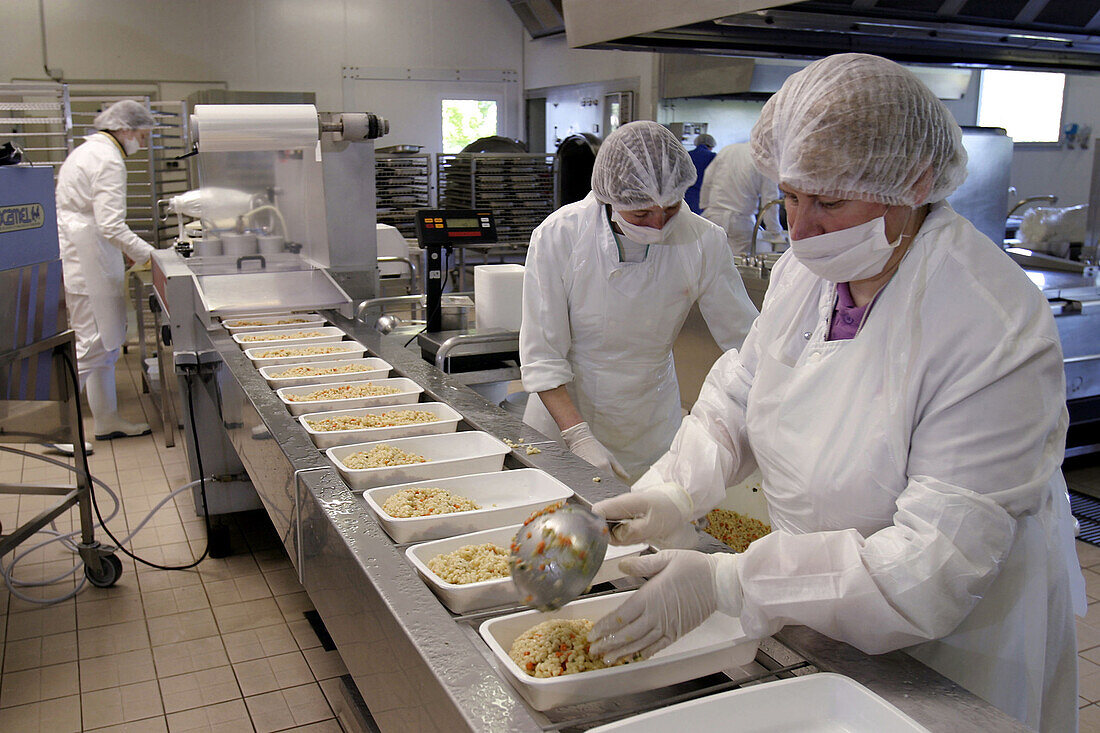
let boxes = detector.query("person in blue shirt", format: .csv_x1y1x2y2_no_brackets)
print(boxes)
684,133,716,214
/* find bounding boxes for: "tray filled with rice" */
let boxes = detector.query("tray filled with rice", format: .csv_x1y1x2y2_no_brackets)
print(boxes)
479,591,758,711
406,524,647,613
244,341,367,367
221,313,325,333
276,377,422,416
232,326,346,349
299,402,462,448
259,357,392,388
362,468,573,543
329,431,511,492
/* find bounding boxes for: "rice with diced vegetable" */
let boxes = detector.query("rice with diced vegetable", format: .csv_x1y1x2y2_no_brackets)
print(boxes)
703,508,771,552
306,410,438,432
225,317,311,328
286,383,401,402
343,445,428,470
509,618,626,678
254,345,352,358
427,542,509,584
271,363,371,378
238,330,326,342
381,487,478,517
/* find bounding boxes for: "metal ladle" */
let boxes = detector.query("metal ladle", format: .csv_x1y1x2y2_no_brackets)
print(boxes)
509,503,611,612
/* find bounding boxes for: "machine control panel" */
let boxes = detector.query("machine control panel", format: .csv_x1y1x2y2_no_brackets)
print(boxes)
415,209,497,246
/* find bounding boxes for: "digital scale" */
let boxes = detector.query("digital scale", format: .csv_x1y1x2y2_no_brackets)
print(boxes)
413,209,520,372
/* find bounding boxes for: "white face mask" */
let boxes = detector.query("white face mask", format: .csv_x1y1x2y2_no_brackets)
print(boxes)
788,214,904,282
611,207,692,246
121,135,142,156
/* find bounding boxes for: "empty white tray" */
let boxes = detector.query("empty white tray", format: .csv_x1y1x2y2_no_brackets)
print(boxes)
588,673,930,732
222,313,325,332
259,357,392,388
232,326,346,349
245,341,367,367
362,468,573,543
330,431,511,492
480,592,758,711
300,402,463,449
277,377,422,416
406,525,648,614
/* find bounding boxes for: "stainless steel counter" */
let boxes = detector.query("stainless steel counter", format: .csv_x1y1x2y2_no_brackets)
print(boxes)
202,311,1029,732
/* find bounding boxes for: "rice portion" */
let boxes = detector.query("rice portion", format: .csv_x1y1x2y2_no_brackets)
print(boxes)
238,330,326,342
343,445,428,470
271,363,371,378
225,317,311,328
509,619,626,678
703,508,771,552
254,345,352,359
286,383,401,402
306,410,438,432
427,542,509,584
381,487,478,517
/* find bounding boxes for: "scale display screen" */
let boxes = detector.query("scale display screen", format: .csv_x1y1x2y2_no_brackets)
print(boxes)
446,217,479,228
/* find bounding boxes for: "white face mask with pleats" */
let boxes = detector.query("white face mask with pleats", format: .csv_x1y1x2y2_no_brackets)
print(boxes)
788,214,904,282
121,135,142,156
611,207,693,246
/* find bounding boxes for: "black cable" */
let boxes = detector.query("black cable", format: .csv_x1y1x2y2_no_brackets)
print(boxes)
403,246,450,348
60,349,211,571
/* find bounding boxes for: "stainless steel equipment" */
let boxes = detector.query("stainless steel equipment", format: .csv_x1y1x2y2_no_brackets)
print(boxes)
947,127,1014,246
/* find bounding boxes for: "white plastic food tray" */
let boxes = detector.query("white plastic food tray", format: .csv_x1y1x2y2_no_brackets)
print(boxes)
277,377,422,416
480,592,758,711
232,326,345,349
221,313,325,333
244,341,367,367
406,525,647,613
300,402,462,449
588,673,929,732
331,432,511,492
362,468,573,543
259,357,392,388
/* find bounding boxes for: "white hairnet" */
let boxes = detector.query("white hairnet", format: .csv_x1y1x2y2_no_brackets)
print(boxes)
694,133,716,148
591,121,696,209
751,53,967,207
93,100,156,131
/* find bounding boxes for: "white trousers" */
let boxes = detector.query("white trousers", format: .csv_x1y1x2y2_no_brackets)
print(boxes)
66,291,121,385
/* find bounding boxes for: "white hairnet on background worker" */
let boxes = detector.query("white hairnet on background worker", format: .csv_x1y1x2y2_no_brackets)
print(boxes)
520,121,758,482
699,143,782,255
56,99,157,445
590,54,1084,731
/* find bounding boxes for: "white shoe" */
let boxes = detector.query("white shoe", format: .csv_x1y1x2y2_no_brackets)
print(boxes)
94,416,151,441
86,367,151,440
43,442,94,456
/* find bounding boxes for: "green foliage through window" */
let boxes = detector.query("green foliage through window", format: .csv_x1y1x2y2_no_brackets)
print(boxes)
442,99,498,153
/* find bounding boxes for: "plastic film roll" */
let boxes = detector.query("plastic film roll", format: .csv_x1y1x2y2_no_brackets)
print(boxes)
193,104,318,152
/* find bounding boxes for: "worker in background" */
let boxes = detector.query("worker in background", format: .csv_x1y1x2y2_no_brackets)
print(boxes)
590,54,1084,731
56,100,156,447
520,121,758,483
700,142,782,255
683,133,716,214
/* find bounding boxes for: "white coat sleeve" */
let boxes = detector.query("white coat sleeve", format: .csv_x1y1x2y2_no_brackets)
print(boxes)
757,176,782,235
730,328,1062,653
91,154,155,263
695,229,758,351
703,153,763,255
519,222,574,393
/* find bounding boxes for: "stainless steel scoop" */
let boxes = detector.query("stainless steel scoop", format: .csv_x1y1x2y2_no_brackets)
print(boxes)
509,503,610,612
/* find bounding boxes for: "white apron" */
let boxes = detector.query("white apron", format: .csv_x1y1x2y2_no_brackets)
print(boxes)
64,219,128,352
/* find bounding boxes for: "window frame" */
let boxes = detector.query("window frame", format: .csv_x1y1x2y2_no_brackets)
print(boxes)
976,68,1067,149
440,97,503,154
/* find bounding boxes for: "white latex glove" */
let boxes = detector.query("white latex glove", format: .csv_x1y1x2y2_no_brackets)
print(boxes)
560,422,628,479
589,550,739,663
591,483,696,547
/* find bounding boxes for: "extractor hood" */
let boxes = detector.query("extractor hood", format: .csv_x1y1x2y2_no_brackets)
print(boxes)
562,0,1100,72
509,0,565,38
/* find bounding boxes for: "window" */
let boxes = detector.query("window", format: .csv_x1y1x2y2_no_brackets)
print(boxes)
441,99,498,153
977,69,1066,143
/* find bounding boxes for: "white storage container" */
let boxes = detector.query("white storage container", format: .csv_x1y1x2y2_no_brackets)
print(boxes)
232,326,345,349
588,673,929,732
245,341,367,367
406,525,647,614
479,592,758,711
331,432,511,492
362,468,572,543
259,357,392,388
222,313,325,332
277,377,422,416
300,402,462,449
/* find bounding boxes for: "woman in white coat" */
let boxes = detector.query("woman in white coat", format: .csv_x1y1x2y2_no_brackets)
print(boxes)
520,121,758,482
590,55,1085,732
56,99,156,442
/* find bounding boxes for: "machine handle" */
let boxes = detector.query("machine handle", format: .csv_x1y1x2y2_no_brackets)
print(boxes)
236,255,266,271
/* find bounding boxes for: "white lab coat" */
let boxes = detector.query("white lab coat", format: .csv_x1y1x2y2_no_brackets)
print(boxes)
56,132,154,353
638,202,1086,731
700,143,782,255
520,192,758,481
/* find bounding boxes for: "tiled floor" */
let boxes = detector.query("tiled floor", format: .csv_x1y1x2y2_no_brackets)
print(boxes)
0,350,351,732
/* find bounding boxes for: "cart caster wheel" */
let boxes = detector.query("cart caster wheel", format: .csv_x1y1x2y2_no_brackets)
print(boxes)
85,554,123,588
208,524,232,559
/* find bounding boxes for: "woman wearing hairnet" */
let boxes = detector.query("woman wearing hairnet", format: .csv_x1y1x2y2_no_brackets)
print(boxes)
591,55,1085,731
520,121,758,482
56,99,157,445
